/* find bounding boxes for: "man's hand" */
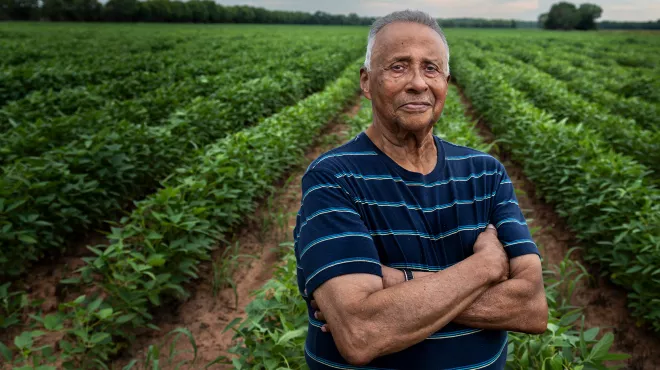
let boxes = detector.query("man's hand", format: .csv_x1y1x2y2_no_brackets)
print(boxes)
473,224,509,283
381,264,406,287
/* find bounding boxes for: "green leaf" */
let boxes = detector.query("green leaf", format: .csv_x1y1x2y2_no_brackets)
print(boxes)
14,331,33,349
589,332,614,361
276,328,306,345
582,327,599,342
598,352,631,361
0,341,12,361
97,308,114,319
43,314,64,331
90,332,111,344
115,313,137,324
147,254,167,267
222,317,243,334
18,234,37,244
87,297,103,312
123,360,138,370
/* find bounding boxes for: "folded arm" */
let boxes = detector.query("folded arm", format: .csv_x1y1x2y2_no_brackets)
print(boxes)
380,254,547,333
312,250,504,366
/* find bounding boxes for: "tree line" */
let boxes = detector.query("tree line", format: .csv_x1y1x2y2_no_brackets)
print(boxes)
0,1,520,27
2,0,657,29
599,20,660,30
1,0,377,24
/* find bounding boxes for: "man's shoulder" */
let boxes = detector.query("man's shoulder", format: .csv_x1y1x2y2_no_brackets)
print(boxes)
439,138,504,170
304,133,378,176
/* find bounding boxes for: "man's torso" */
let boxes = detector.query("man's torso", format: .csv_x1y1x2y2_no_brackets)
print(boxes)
296,132,510,369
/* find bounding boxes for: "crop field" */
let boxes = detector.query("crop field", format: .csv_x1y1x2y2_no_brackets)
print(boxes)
0,23,659,369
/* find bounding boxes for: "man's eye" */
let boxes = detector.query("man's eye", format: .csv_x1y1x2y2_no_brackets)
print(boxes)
391,65,404,71
426,65,439,72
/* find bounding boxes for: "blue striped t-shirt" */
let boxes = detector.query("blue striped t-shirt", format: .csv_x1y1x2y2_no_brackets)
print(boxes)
294,132,540,370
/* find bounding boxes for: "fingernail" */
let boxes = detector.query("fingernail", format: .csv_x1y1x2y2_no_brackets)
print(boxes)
321,325,327,332
314,311,318,319
487,224,496,230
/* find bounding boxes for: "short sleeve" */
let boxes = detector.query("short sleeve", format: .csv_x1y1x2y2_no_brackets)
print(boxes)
294,169,382,297
490,164,541,259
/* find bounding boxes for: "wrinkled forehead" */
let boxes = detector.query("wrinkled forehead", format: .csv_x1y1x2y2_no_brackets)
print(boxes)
371,22,447,64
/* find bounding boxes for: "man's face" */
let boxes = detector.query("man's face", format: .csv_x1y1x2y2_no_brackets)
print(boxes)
360,22,450,133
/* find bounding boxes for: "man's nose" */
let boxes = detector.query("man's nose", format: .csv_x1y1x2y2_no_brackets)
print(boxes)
406,68,428,93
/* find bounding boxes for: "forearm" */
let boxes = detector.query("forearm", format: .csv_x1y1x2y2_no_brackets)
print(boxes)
334,255,494,361
453,278,547,333
385,266,547,333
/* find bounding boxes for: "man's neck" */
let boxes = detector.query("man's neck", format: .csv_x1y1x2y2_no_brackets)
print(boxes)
365,121,437,176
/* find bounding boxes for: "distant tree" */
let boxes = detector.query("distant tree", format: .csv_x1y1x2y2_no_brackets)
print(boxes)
0,0,39,20
542,2,603,30
103,0,139,21
576,3,602,30
41,0,66,21
544,2,580,30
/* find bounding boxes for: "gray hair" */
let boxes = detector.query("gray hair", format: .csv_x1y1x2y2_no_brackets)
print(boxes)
363,10,450,75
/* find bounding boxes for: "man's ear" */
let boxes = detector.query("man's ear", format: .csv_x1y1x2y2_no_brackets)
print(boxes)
359,67,372,100
446,74,451,84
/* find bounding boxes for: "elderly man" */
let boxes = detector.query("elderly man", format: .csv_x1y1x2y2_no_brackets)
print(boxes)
293,10,547,369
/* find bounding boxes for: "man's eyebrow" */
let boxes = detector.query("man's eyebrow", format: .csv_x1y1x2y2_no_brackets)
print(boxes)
384,56,444,64
386,56,412,63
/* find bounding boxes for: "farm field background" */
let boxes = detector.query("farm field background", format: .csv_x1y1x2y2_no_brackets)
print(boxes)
0,22,659,369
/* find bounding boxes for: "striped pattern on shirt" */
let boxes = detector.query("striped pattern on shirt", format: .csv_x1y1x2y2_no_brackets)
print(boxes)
294,132,539,370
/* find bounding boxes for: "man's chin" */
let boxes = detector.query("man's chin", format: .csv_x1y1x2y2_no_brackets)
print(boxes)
395,115,436,132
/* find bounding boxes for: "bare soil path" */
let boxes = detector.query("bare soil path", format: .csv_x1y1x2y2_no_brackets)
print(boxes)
457,86,660,370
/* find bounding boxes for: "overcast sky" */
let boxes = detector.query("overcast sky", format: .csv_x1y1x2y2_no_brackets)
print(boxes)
218,0,660,21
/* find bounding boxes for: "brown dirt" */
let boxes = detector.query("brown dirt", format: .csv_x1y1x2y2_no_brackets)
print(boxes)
0,232,106,359
110,99,361,369
455,84,660,370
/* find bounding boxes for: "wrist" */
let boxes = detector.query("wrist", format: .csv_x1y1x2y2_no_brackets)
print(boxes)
472,253,501,285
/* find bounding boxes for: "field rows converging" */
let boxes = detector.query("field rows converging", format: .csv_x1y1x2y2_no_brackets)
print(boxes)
0,26,367,278
451,50,660,330
1,23,659,370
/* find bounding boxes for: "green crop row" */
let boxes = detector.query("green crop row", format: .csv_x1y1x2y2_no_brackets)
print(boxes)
0,43,363,278
463,35,660,108
459,45,660,175
0,25,365,108
0,26,195,68
451,54,660,332
0,39,352,161
0,32,349,132
0,59,362,370
503,46,660,131
227,86,626,369
0,30,251,106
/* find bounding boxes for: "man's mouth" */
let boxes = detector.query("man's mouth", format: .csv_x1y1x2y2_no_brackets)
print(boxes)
400,102,432,112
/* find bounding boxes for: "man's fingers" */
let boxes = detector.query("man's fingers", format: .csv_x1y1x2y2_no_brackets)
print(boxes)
311,300,319,310
482,224,499,239
314,310,326,322
321,324,331,333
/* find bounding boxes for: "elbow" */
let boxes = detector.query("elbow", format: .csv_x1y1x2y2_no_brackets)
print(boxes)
334,322,379,366
341,348,374,367
526,294,549,334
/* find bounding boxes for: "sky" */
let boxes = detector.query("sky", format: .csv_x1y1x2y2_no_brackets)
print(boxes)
218,0,660,21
